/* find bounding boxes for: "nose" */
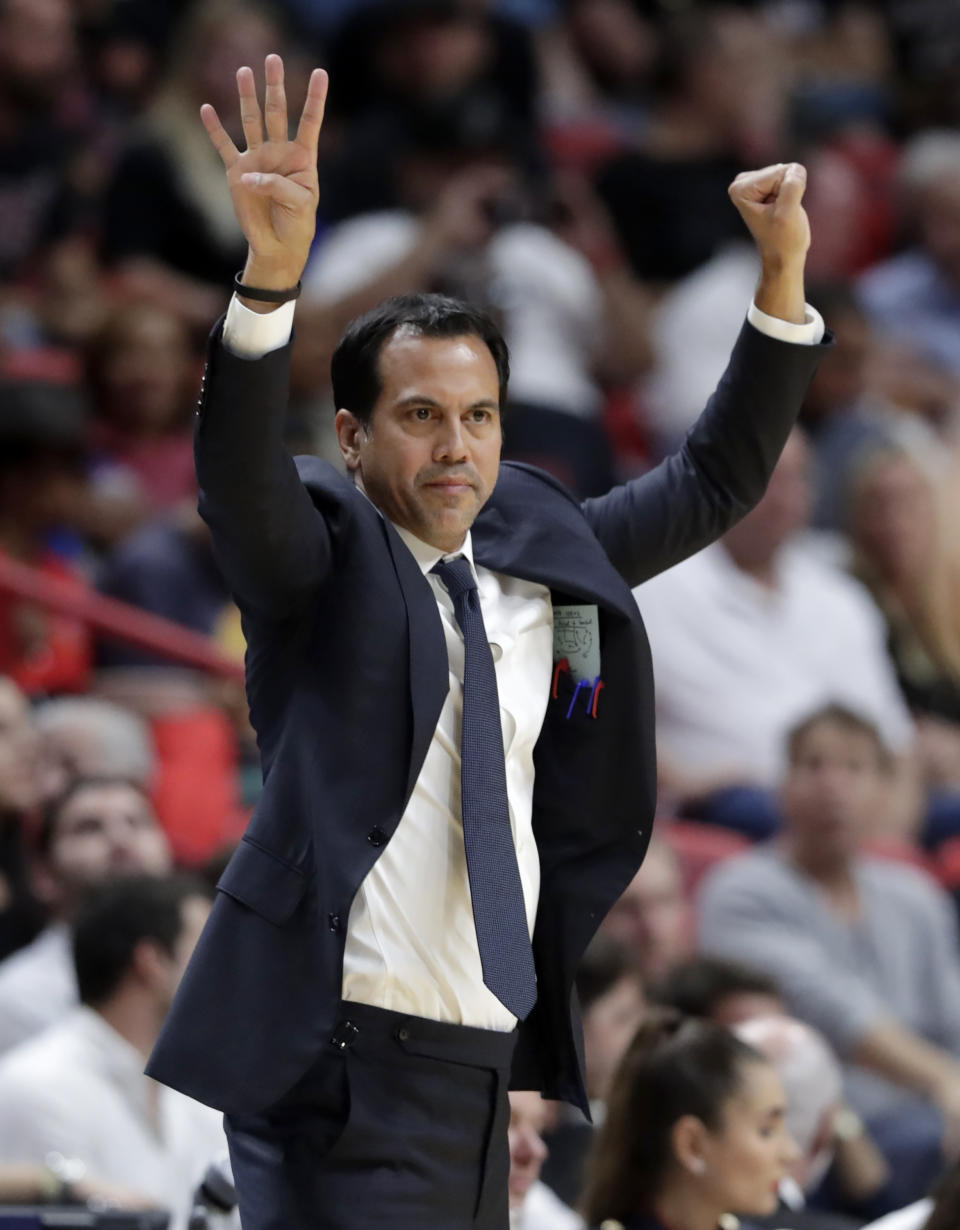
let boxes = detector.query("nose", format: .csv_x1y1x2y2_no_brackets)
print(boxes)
433,416,468,464
782,1130,802,1167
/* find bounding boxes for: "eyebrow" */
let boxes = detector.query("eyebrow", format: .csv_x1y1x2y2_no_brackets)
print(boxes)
394,395,499,411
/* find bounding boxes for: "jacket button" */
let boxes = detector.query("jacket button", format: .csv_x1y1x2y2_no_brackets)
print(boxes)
367,827,387,847
328,913,342,934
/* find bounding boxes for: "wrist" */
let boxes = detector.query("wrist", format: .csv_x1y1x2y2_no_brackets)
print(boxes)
241,255,305,294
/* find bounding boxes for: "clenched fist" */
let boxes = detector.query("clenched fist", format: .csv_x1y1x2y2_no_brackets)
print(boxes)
729,162,810,270
729,162,811,324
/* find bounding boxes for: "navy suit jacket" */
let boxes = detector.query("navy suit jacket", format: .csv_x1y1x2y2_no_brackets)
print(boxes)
147,318,828,1115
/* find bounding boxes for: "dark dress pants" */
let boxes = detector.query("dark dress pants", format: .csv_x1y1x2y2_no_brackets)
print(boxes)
225,1000,518,1230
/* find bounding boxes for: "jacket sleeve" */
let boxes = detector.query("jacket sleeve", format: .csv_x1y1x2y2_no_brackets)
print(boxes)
193,319,333,621
581,320,832,588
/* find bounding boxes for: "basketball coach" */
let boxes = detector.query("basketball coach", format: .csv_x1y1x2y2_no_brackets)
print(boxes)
147,57,831,1230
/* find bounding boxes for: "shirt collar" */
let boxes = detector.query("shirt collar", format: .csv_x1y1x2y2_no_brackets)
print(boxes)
393,523,476,579
70,1005,157,1121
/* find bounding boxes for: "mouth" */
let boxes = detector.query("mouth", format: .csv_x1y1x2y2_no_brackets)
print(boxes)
423,479,475,495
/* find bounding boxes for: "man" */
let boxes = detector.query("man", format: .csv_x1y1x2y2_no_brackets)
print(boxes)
699,703,960,1205
0,676,45,960
735,1015,883,1230
507,1091,581,1230
540,935,645,1210
0,775,172,1053
0,874,225,1230
146,56,828,1230
637,428,917,838
858,130,960,376
599,838,694,982
651,954,786,1026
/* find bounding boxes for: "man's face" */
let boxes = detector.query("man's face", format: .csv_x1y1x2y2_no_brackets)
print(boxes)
0,678,42,813
582,973,646,1101
601,844,692,981
722,430,812,569
337,330,503,554
782,721,885,863
507,1091,549,1210
47,782,172,913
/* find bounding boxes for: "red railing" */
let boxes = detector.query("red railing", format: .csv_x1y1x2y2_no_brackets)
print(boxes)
0,553,245,682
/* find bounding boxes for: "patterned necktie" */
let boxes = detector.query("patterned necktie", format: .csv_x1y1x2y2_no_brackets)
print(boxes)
432,556,537,1020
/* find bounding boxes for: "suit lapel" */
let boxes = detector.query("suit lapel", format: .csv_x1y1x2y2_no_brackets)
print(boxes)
472,505,638,622
381,518,450,804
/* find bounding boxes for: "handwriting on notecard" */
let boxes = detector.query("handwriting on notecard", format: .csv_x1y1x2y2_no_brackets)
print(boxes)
553,605,600,683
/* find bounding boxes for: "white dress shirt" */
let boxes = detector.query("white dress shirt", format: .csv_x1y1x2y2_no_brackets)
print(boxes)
221,292,823,1030
342,527,552,1030
0,1006,229,1230
0,923,76,1056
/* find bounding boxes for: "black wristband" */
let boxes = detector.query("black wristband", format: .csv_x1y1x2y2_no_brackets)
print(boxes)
233,272,302,303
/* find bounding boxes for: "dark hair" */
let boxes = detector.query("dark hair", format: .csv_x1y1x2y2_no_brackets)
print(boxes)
72,873,211,1006
651,956,782,1020
581,1009,766,1225
576,934,641,1015
330,293,510,428
786,703,891,772
926,1159,960,1230
38,776,153,856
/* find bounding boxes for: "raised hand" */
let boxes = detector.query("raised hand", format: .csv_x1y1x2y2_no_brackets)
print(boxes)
729,162,811,324
728,162,810,271
201,54,328,292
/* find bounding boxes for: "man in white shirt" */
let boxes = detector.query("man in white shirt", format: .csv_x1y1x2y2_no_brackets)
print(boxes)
635,428,918,838
145,57,829,1230
508,1091,582,1230
0,873,225,1230
0,775,173,1055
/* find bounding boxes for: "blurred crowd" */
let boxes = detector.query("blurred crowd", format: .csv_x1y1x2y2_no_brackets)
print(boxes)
2,0,960,1227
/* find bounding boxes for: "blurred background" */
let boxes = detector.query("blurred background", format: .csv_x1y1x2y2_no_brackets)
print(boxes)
2,1,960,1227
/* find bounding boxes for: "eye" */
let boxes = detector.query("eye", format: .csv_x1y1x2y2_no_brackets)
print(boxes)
470,408,491,423
413,406,432,421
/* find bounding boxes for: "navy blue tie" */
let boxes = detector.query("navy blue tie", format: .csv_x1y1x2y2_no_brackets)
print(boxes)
432,556,537,1020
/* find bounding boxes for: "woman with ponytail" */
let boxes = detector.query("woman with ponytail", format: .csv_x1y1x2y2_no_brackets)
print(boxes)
581,1009,799,1230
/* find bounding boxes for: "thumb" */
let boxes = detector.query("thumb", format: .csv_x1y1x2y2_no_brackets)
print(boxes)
239,171,312,210
774,162,807,212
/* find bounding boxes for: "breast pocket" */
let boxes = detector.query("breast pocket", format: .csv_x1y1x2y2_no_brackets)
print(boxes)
217,838,309,926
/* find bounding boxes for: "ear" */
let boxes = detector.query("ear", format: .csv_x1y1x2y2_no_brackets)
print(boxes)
30,859,65,911
335,408,367,473
671,1114,709,1178
130,938,171,992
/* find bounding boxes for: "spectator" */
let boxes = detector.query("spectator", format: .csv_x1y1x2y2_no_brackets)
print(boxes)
858,132,960,376
580,1009,798,1230
847,447,960,806
508,1090,582,1230
594,7,784,285
95,508,234,670
735,1016,886,1228
0,380,92,697
651,955,785,1027
636,428,919,840
541,935,646,1208
656,958,892,1219
0,775,172,1054
600,839,693,983
100,0,293,330
0,0,94,286
33,695,155,800
699,703,960,1203
801,283,898,533
0,873,225,1230
0,677,45,960
83,303,199,548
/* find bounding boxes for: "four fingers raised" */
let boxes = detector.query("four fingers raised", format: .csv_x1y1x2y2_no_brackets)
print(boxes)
200,57,328,159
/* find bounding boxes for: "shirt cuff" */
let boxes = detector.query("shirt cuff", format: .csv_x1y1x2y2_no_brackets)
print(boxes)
222,294,296,358
747,300,825,346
